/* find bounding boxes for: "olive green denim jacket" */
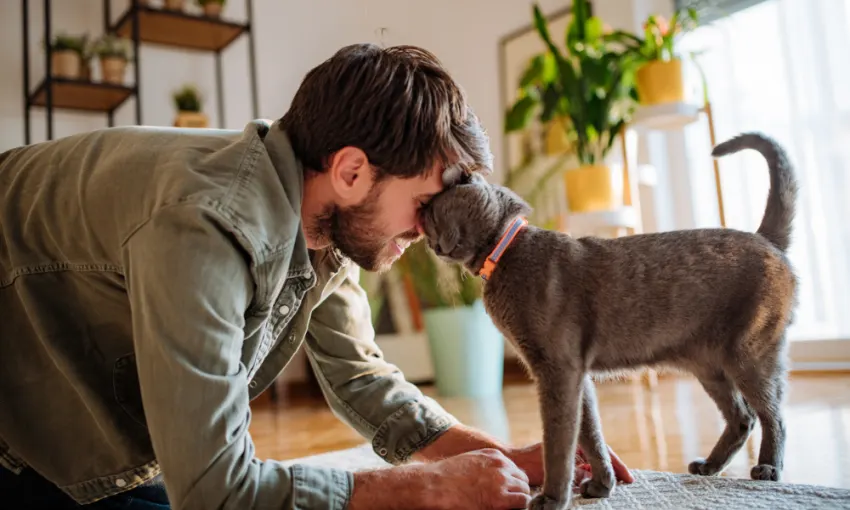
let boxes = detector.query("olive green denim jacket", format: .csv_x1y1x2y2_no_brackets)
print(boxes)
0,120,457,509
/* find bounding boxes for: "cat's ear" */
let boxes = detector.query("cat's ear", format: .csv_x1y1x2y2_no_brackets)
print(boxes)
466,172,488,186
443,166,488,187
497,186,533,217
442,165,465,187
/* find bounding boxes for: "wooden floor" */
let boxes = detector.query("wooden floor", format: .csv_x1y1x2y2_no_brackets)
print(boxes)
250,372,850,490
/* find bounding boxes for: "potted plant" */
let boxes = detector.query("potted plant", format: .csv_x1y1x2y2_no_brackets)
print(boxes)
395,241,504,398
173,84,209,128
198,0,225,18
93,35,132,85
45,33,88,80
632,8,699,105
504,0,642,213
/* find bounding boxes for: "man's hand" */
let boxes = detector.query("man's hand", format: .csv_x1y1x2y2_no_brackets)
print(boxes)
507,442,635,488
412,423,634,489
349,449,531,510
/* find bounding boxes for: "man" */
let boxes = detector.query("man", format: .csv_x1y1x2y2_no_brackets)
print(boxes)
0,43,631,509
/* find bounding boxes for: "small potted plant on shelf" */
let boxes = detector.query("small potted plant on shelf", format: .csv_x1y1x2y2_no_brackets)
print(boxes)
93,35,133,85
173,84,209,128
45,33,88,80
504,0,643,213
198,0,226,18
632,8,699,106
394,241,504,398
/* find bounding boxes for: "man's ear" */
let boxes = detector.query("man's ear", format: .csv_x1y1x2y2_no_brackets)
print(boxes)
328,146,372,205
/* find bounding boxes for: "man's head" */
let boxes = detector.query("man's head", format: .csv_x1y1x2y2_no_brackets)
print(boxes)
280,43,493,272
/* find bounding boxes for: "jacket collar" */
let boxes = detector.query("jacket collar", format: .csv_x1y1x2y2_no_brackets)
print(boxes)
258,119,347,273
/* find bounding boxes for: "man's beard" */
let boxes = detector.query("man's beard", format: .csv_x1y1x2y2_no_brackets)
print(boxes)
309,183,421,272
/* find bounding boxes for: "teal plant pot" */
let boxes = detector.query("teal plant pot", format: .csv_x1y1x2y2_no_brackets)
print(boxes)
422,299,504,398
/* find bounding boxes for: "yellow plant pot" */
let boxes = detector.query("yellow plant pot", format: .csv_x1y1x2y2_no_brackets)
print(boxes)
51,51,81,79
100,57,127,85
563,164,617,213
636,58,685,106
174,111,209,128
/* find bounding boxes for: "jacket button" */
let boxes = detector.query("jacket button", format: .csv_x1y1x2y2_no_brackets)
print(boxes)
378,448,388,456
278,305,290,316
115,478,127,488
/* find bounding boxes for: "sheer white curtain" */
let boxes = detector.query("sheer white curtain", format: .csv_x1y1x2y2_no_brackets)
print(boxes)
677,0,850,343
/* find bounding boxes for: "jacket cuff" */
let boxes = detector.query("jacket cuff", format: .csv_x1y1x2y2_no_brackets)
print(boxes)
291,464,352,510
370,397,459,465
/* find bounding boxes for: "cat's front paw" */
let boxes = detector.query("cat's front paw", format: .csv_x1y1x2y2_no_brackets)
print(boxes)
751,464,781,481
528,493,568,510
580,478,614,499
688,458,723,476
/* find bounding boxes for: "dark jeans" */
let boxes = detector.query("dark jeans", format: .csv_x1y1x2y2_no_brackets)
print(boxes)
1,466,170,509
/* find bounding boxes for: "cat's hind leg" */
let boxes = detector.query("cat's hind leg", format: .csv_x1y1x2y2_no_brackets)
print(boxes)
688,369,756,476
729,347,788,481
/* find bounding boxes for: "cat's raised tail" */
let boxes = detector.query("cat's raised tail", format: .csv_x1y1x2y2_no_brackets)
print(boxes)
711,132,799,252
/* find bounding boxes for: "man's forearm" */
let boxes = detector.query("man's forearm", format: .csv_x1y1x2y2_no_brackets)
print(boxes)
349,464,437,510
413,423,511,462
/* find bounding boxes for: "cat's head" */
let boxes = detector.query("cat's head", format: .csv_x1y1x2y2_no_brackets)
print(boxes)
420,167,531,272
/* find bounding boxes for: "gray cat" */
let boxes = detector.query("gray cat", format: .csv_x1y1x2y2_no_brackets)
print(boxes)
420,132,798,510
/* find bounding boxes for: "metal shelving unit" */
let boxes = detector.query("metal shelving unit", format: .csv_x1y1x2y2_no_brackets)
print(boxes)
21,0,259,144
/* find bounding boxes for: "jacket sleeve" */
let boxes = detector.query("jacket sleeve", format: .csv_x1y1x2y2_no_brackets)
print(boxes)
122,203,351,510
304,262,459,465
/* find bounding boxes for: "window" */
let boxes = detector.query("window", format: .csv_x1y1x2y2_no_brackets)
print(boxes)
678,0,850,342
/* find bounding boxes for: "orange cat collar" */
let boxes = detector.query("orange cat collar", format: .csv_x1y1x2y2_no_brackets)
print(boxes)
479,216,529,281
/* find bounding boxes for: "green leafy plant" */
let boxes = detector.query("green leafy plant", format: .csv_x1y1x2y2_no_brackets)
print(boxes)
92,34,133,61
173,84,203,112
395,240,481,310
636,9,699,62
46,33,88,54
504,0,643,166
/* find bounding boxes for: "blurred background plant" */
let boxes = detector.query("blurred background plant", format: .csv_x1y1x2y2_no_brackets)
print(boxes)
504,0,643,167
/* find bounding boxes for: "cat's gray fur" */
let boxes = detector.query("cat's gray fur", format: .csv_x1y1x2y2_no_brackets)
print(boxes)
421,132,798,510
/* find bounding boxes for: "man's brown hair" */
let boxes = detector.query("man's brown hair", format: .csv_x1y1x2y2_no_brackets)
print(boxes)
279,43,493,180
